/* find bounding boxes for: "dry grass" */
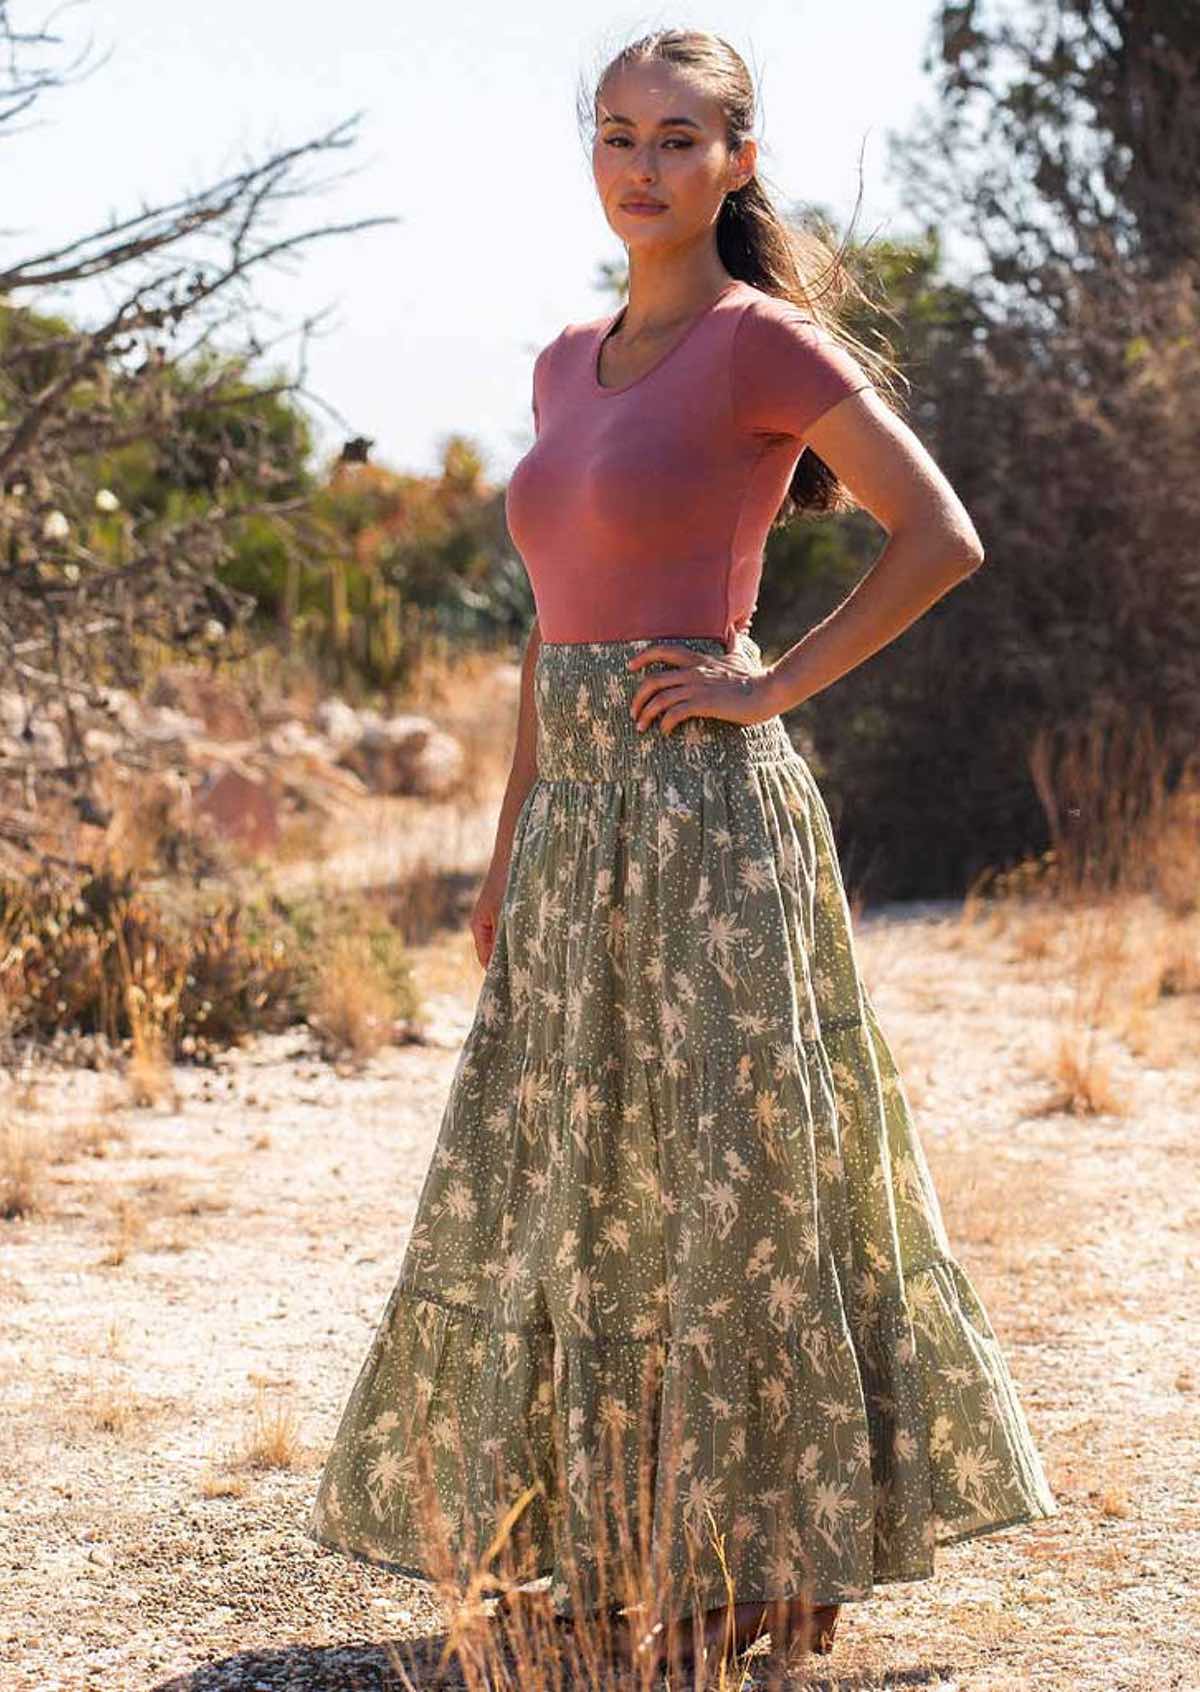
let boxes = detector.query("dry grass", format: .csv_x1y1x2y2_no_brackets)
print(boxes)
98,1193,149,1265
111,910,185,1109
958,742,1200,1121
310,1343,847,1691
239,1382,306,1472
197,1463,248,1499
2,694,1197,1689
307,930,397,1064
397,637,522,811
0,1114,48,1219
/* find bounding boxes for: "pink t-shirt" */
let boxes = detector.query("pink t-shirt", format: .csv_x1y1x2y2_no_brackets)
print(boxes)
504,277,873,646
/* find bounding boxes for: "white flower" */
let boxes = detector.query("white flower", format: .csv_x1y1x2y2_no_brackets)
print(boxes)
202,618,225,645
41,509,70,541
94,488,120,513
63,562,80,584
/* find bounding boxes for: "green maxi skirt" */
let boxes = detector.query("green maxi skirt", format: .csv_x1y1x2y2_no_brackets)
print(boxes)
305,632,1058,1624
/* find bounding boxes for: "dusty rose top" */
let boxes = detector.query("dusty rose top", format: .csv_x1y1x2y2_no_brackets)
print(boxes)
504,277,874,646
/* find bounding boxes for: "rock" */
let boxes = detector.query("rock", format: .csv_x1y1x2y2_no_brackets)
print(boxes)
29,719,65,765
195,765,280,852
149,666,257,741
82,728,123,759
0,691,27,736
265,720,337,761
314,698,364,751
280,760,370,815
94,686,143,736
340,715,464,797
138,704,205,747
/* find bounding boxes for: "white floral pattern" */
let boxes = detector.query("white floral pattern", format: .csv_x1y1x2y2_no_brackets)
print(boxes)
306,634,1058,1622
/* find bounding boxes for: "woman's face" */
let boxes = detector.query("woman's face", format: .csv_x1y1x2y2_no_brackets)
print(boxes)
592,60,754,253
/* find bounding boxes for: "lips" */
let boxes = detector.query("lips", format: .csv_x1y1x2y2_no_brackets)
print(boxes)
622,200,666,210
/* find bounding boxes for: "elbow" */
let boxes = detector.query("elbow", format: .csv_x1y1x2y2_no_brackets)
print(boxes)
955,541,985,579
937,520,985,582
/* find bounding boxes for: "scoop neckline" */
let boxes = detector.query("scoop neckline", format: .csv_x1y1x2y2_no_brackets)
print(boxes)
592,278,744,396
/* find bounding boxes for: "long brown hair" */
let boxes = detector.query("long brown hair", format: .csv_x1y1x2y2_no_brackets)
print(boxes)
578,28,906,519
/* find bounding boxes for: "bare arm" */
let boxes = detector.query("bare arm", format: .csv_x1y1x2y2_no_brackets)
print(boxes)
488,614,542,876
760,390,985,716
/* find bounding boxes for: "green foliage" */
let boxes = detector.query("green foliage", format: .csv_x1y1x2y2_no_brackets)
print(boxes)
0,868,302,1057
0,867,421,1058
261,889,420,1025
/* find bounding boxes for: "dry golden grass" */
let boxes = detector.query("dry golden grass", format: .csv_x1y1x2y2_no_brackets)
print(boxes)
98,1193,149,1265
307,930,396,1064
59,1113,131,1160
314,1344,843,1691
397,637,521,811
386,851,470,948
78,1383,141,1436
197,1463,248,1499
239,1382,305,1472
67,1376,165,1440
0,1114,48,1219
957,744,1200,1123
102,1315,129,1360
1037,1026,1122,1117
109,902,186,1108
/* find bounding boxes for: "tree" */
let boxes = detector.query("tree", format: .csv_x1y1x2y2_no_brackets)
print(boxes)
0,2,396,835
796,0,1200,899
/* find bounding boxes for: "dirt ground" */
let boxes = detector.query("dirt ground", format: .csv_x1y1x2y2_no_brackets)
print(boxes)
1,895,1197,1691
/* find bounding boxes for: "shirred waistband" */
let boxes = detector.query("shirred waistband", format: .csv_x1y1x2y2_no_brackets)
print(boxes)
533,634,796,781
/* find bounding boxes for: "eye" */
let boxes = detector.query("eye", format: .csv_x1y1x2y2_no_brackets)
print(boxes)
602,136,694,149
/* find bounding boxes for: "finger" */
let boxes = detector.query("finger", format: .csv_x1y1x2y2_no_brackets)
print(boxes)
629,671,690,720
626,642,701,673
658,700,697,736
633,681,694,729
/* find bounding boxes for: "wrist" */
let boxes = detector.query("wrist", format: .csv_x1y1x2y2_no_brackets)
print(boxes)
759,659,799,718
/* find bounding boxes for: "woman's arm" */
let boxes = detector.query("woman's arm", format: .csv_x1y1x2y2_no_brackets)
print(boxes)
487,614,541,874
760,390,985,716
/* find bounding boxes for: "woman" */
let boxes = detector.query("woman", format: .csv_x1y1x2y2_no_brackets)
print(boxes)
306,27,1058,1676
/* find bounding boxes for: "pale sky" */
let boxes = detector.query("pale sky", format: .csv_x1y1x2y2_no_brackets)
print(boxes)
7,0,941,482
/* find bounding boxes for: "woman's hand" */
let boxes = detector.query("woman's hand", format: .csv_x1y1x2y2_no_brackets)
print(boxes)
470,859,510,968
626,642,777,735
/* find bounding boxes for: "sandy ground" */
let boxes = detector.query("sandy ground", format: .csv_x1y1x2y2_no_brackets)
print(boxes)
1,896,1198,1692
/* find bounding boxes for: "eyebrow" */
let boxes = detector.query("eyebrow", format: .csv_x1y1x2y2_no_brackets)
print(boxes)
598,113,702,129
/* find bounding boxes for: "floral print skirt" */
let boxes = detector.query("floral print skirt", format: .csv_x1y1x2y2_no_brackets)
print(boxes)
305,633,1058,1623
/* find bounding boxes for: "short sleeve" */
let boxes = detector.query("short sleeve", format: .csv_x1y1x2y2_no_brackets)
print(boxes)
732,297,873,441
530,336,557,439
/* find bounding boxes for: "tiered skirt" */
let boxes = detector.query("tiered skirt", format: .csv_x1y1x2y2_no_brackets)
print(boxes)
305,633,1058,1622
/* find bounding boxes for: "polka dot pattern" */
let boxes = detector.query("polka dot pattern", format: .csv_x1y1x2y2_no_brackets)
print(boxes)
306,634,1058,1622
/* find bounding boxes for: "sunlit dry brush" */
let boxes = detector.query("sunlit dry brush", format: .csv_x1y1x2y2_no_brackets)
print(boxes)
65,1373,168,1442
401,638,523,814
100,1319,125,1363
197,1462,249,1500
306,930,397,1066
56,1112,132,1162
960,722,1200,1114
237,1382,307,1473
111,907,186,1110
311,1345,826,1691
97,1193,150,1267
1038,1023,1123,1119
386,852,469,951
0,1113,49,1219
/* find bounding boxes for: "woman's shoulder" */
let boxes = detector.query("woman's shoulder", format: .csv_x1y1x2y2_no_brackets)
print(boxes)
731,283,833,344
729,286,874,436
531,311,608,390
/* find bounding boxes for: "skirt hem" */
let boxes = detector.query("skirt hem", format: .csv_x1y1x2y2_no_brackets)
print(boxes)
303,1496,1059,1620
